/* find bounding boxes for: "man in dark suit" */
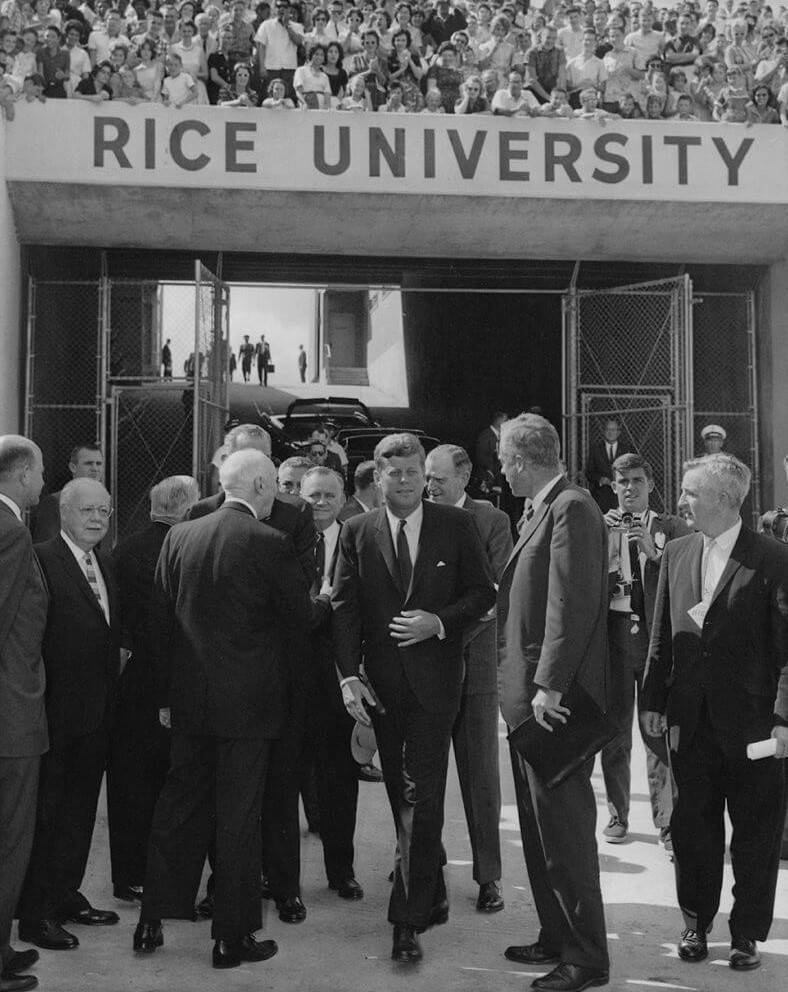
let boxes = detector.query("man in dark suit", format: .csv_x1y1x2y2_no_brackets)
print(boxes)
600,453,690,848
642,453,788,972
585,418,632,513
338,460,378,522
107,475,200,904
0,437,48,992
19,479,122,952
332,433,495,964
425,444,512,914
135,449,310,969
189,424,316,577
29,443,104,544
497,414,610,992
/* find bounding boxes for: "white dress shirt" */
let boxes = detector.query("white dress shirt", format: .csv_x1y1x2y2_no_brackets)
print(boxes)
321,520,340,579
701,518,742,601
609,509,654,613
0,492,22,520
60,529,110,622
386,501,423,569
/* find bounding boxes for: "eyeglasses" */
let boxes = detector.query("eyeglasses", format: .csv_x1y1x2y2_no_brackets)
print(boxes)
76,506,113,518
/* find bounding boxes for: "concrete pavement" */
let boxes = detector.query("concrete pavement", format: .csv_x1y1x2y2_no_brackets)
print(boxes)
14,719,787,992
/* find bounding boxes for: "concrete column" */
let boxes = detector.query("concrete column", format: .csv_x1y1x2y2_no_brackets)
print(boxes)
0,124,22,433
758,256,788,508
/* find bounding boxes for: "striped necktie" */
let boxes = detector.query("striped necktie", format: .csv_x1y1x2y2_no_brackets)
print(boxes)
83,552,105,615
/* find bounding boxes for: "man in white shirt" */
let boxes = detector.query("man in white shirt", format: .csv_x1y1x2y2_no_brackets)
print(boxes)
87,9,129,66
642,454,788,972
255,0,304,97
492,70,539,114
557,6,586,60
624,9,665,66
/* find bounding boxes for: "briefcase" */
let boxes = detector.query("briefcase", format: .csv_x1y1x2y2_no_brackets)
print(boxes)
267,363,275,373
508,683,618,790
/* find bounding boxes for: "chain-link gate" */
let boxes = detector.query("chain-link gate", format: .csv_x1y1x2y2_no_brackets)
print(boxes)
563,276,693,513
25,263,230,543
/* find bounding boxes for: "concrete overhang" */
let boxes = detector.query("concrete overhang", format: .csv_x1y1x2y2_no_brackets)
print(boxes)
2,103,787,263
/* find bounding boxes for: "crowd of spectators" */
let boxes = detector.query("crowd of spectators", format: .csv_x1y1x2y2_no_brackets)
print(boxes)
1,0,788,124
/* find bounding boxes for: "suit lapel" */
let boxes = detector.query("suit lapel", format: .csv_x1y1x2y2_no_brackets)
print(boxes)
408,502,438,603
708,528,749,608
374,507,403,595
55,536,108,625
686,533,703,605
504,478,568,572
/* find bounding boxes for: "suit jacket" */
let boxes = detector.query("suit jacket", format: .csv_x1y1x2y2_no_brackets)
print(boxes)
111,520,171,719
189,489,317,580
152,503,311,740
475,427,501,477
0,502,49,757
585,439,633,509
306,524,348,723
29,490,61,544
497,478,610,732
331,501,496,716
337,495,371,523
35,535,122,741
642,526,788,757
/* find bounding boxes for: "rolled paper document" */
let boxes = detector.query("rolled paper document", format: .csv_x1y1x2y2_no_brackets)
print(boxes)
746,738,778,760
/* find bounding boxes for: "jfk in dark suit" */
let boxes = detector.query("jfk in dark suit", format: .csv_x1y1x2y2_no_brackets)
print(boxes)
497,414,610,992
19,479,122,952
425,444,512,914
135,450,310,969
107,476,200,903
0,437,48,992
642,454,788,972
29,443,104,544
584,418,632,513
332,434,495,964
600,453,690,847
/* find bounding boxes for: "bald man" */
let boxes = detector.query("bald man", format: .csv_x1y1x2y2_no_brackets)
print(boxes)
136,450,311,969
19,479,123,953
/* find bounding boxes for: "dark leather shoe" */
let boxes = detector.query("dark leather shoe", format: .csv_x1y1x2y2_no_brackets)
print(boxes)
505,942,561,965
276,895,306,923
678,928,708,962
63,907,119,926
195,894,214,919
531,963,609,990
0,975,38,992
330,878,364,900
212,940,241,969
133,921,163,953
2,950,39,976
114,886,143,903
238,934,278,962
730,936,761,971
477,881,504,913
18,920,78,951
427,899,449,927
391,924,422,963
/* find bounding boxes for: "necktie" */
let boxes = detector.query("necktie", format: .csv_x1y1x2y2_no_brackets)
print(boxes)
607,442,614,463
83,552,105,615
396,519,412,595
628,536,645,620
315,532,326,588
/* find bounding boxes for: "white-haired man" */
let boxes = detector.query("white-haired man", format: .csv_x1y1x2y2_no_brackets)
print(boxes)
135,450,310,969
642,454,788,972
107,476,200,905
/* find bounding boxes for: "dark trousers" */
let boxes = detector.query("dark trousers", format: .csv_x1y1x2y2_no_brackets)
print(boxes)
257,358,268,387
373,685,455,930
107,677,171,889
241,359,251,381
260,722,308,900
142,732,270,942
670,708,787,941
452,684,501,885
315,713,360,886
601,614,674,830
19,730,108,923
299,366,306,383
510,745,609,971
0,756,40,965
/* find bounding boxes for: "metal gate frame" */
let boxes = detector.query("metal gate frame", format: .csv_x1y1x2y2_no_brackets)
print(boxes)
563,275,694,514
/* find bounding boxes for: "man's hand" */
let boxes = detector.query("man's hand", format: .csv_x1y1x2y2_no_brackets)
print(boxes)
629,524,657,560
771,725,788,759
604,508,622,528
341,679,376,727
389,610,441,647
641,710,666,737
531,688,570,732
159,707,171,729
599,476,611,487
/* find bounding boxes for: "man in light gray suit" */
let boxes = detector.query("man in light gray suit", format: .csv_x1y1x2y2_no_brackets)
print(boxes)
426,444,512,914
0,436,49,992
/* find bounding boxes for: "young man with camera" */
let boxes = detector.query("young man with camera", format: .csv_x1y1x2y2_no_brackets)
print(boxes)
601,453,690,846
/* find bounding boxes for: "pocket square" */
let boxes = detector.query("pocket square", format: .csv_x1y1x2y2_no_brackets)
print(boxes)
436,561,446,568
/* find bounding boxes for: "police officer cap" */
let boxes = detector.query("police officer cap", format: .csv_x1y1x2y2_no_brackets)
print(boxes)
701,424,727,440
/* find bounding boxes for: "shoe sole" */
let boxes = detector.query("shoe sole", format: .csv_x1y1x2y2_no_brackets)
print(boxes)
391,952,422,963
603,835,627,844
336,890,364,900
504,950,560,965
730,958,761,971
477,902,505,913
678,951,708,963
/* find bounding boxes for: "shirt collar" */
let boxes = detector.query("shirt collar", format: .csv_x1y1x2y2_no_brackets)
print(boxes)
531,474,565,515
454,493,468,509
355,495,372,512
705,517,742,552
385,500,423,533
321,520,340,544
60,528,95,561
224,496,259,518
0,492,22,520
